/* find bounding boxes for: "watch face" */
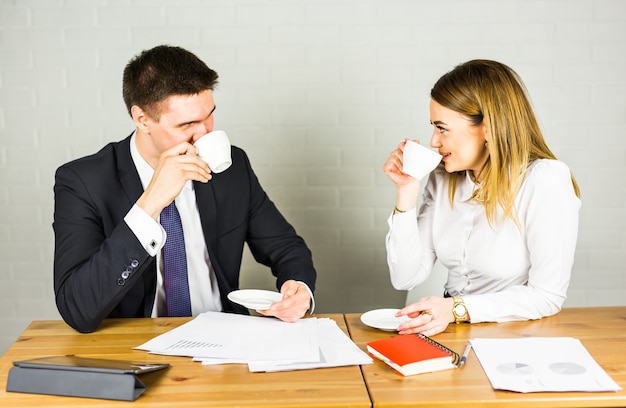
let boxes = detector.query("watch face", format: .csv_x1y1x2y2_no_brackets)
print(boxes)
454,304,467,317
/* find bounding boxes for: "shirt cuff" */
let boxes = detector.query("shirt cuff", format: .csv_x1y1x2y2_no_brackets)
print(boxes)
296,281,316,314
387,207,418,231
124,204,166,257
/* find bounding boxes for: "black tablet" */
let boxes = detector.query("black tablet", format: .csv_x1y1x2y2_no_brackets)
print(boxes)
13,356,170,375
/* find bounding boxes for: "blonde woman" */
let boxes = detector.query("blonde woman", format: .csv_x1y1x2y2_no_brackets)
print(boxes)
383,60,581,337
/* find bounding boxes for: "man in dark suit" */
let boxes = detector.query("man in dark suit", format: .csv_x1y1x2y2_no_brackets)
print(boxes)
53,45,316,333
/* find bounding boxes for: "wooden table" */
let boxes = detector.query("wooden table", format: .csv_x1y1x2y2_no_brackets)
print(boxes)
0,314,370,408
346,306,626,407
3,308,625,407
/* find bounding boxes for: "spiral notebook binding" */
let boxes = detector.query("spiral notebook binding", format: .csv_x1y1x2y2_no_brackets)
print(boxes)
416,333,460,365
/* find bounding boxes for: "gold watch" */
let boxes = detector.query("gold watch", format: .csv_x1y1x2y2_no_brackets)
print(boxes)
452,296,469,323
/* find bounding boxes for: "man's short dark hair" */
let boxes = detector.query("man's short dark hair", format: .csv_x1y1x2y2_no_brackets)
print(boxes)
122,45,219,120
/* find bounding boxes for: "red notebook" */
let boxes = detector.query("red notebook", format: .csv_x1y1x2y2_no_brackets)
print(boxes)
366,333,459,376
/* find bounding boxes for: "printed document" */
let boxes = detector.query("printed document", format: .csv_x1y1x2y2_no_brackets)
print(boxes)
470,337,622,393
136,311,319,362
246,317,372,372
136,312,371,372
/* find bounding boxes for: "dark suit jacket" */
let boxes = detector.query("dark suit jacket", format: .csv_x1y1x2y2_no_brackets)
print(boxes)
53,135,316,333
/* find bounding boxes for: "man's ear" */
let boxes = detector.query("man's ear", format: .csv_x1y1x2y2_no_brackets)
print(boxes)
131,105,151,132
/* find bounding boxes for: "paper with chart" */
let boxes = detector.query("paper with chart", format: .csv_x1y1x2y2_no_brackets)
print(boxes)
470,337,621,393
136,311,319,362
136,311,371,372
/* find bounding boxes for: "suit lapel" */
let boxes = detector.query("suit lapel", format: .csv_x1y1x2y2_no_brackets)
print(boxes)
193,180,218,256
194,180,234,298
115,136,145,204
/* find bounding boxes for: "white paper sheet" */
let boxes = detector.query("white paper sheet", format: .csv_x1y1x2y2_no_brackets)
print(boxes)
247,318,372,372
470,337,622,393
136,311,319,363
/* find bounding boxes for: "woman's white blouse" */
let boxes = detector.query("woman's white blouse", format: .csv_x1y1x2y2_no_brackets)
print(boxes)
386,159,581,323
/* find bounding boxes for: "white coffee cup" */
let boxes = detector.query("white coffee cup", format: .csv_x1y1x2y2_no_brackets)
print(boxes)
402,140,442,180
194,130,232,173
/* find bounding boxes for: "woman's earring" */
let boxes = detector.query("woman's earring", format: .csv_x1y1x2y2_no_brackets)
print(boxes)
484,141,489,148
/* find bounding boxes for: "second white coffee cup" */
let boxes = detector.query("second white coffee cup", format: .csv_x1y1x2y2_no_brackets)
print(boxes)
194,130,232,173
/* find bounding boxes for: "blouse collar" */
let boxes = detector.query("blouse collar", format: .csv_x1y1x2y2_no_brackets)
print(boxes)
458,171,479,203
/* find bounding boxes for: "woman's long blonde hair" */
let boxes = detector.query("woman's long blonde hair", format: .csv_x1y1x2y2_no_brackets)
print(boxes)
430,60,580,225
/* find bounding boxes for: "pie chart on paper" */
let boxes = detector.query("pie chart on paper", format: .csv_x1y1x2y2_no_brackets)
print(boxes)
497,362,534,375
549,362,587,375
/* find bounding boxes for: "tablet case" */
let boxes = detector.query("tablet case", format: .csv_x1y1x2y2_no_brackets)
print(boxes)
6,357,170,401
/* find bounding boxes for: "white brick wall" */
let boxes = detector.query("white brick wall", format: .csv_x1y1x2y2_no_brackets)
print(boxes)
1,0,625,354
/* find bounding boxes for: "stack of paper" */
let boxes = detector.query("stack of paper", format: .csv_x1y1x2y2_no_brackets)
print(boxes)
136,312,372,372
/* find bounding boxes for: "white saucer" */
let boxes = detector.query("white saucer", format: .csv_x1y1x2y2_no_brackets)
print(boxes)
227,289,282,310
360,308,410,331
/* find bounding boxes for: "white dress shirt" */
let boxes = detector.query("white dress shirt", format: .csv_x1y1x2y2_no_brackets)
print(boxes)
386,159,581,323
124,133,222,317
